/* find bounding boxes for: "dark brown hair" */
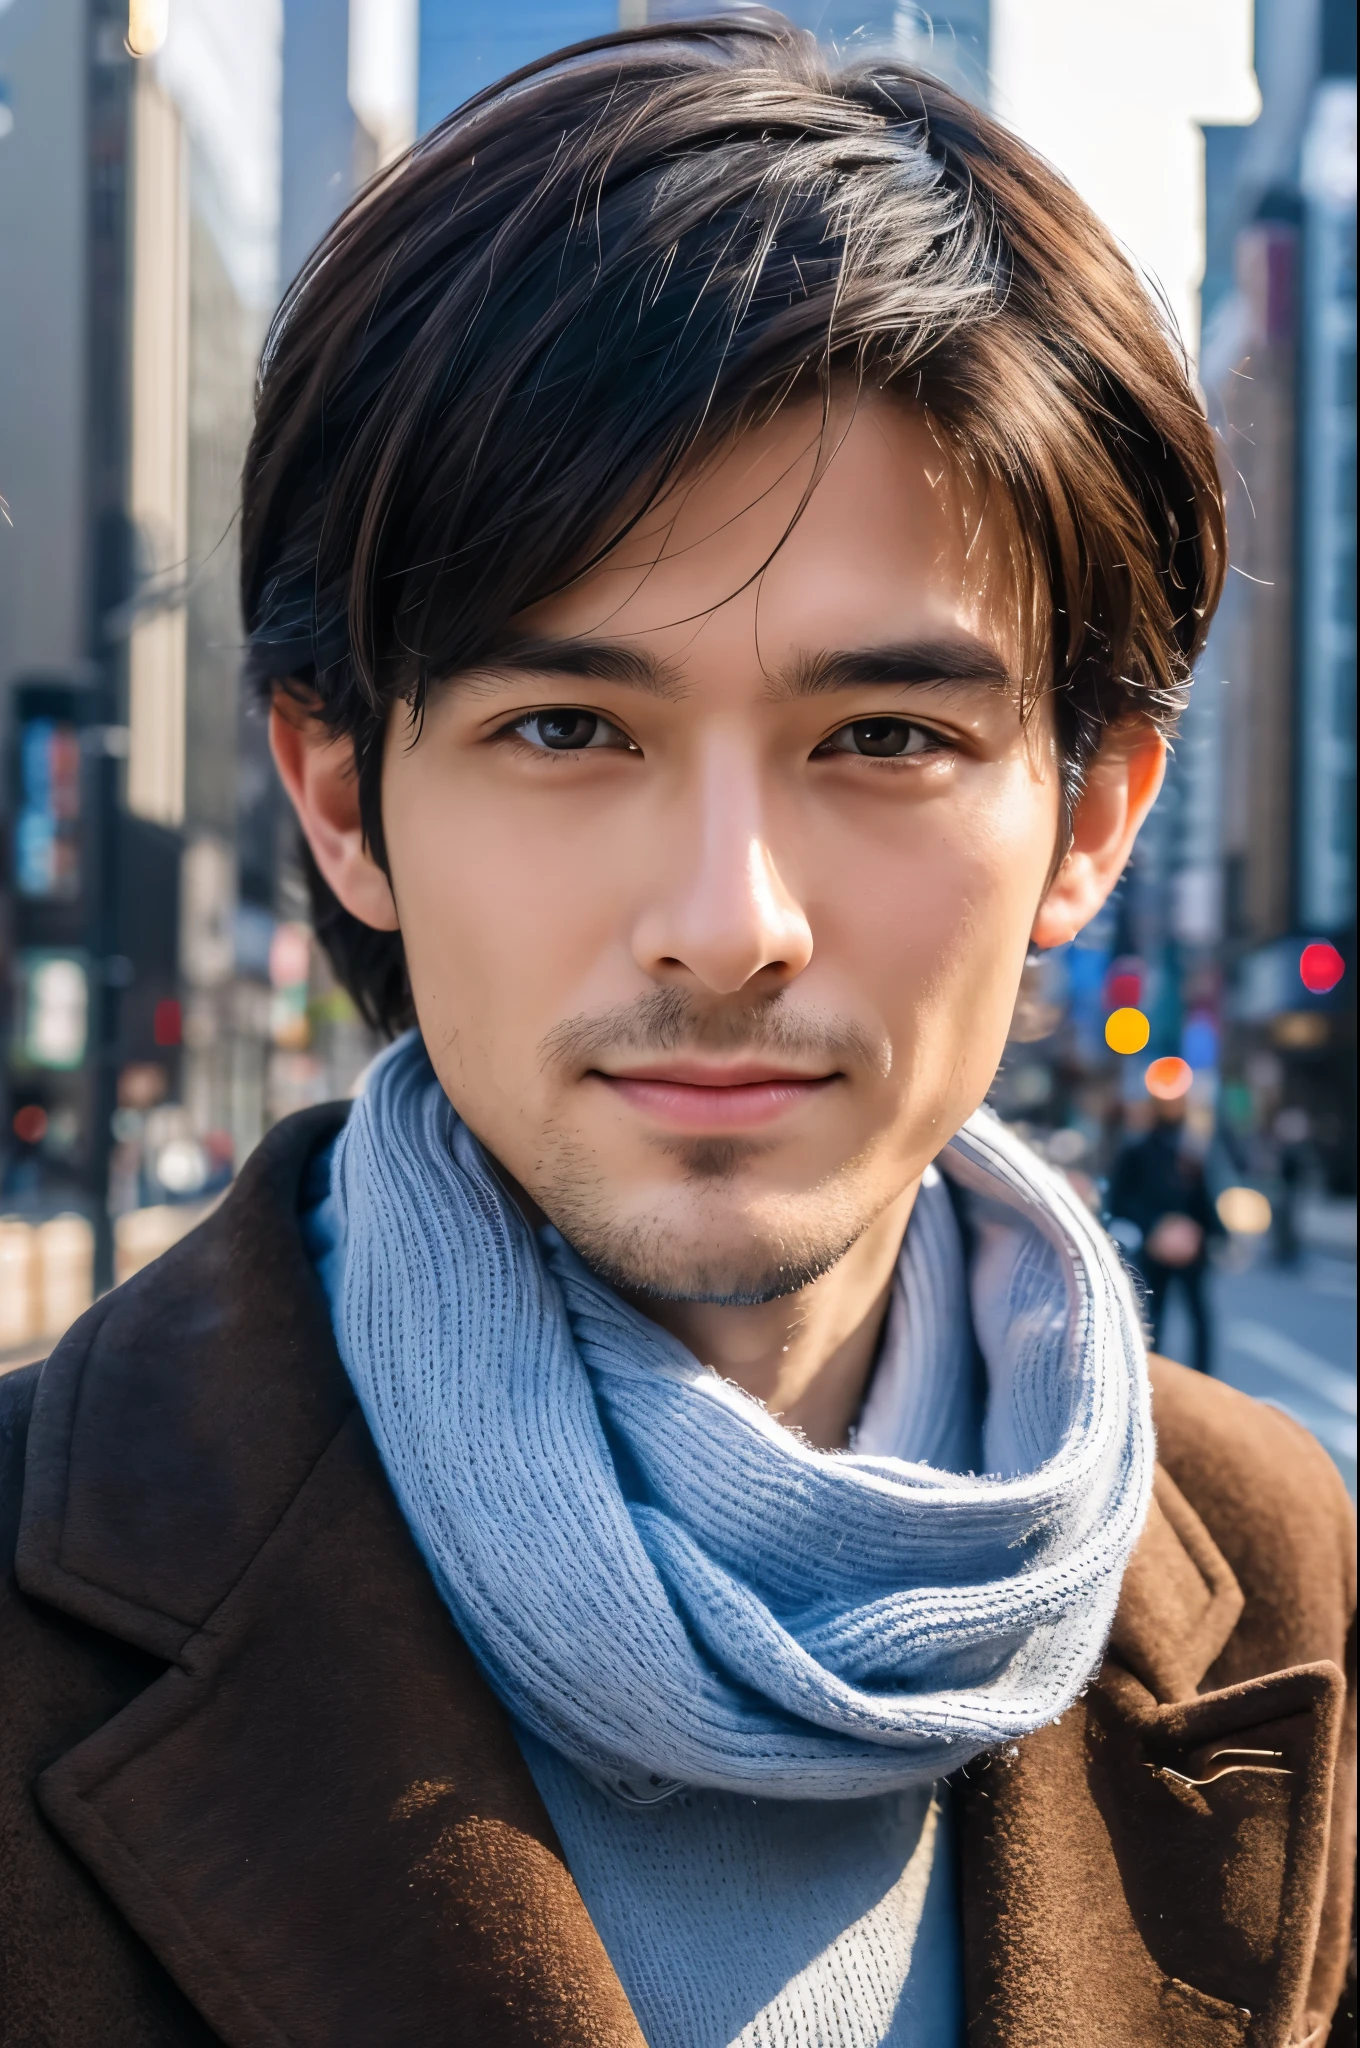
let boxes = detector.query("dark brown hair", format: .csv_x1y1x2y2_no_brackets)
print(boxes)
242,9,1225,1035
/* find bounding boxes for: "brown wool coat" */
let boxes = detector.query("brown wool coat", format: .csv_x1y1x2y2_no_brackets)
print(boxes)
0,1106,1354,2048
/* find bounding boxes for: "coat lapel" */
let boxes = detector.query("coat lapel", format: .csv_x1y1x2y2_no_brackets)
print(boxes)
18,1108,643,2048
958,1464,1347,2048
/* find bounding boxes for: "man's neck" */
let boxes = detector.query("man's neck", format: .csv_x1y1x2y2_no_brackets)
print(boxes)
631,1181,920,1452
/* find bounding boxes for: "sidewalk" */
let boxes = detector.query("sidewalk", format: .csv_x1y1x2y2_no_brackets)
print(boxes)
1160,1253,1357,1497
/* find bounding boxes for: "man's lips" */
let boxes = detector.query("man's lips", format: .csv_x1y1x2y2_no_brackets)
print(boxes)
593,1061,840,1131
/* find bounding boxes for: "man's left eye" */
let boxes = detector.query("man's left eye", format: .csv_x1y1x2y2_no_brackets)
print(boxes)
816,718,936,759
511,710,636,752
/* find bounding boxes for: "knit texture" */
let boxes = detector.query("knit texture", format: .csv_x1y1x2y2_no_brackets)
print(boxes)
518,1739,963,2047
326,1030,1154,1802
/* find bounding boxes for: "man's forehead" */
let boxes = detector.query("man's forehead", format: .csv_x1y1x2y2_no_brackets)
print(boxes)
501,398,1034,690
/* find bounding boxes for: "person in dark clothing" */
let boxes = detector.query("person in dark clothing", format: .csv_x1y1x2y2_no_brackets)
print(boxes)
1108,1098,1221,1373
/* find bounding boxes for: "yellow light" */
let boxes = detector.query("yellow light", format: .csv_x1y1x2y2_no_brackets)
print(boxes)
1216,1186,1272,1236
127,0,169,57
1104,1006,1150,1055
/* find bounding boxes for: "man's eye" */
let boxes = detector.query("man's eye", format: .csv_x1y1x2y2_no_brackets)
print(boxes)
511,710,636,752
817,718,936,759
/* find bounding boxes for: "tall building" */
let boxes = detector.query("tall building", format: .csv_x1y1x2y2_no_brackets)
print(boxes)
1297,76,1357,939
0,0,423,1354
1,0,310,1335
0,0,88,708
1213,215,1301,946
1196,0,1357,1187
1,0,174,1303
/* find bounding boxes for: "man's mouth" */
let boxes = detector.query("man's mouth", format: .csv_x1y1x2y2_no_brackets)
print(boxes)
592,1059,841,1131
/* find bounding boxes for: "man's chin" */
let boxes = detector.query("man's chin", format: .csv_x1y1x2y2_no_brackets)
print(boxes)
548,1206,867,1307
579,1242,856,1308
529,1139,885,1306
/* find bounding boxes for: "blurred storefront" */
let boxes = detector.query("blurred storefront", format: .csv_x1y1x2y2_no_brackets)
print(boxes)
0,0,389,1355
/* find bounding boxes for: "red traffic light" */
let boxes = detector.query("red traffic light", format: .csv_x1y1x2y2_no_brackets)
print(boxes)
1299,942,1344,995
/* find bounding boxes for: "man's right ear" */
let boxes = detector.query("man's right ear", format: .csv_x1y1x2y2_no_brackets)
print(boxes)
269,695,400,932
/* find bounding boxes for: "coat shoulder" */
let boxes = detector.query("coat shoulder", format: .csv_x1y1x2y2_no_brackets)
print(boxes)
1147,1353,1356,1686
0,1361,41,1552
13,1103,354,1662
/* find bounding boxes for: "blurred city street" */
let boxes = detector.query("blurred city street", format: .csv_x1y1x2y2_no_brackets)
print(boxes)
1197,1253,1356,1492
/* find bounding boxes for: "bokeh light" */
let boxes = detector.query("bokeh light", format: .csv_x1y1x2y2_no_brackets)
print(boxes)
12,1104,48,1145
1299,942,1345,995
1104,1007,1150,1054
1181,1011,1219,1071
1145,1056,1193,1101
1216,1186,1273,1236
152,998,182,1049
126,0,169,58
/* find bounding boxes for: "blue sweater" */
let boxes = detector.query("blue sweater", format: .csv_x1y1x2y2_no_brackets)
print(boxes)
520,1732,963,2045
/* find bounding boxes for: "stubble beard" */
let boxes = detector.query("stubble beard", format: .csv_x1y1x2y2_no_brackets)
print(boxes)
527,987,896,1305
532,1126,883,1306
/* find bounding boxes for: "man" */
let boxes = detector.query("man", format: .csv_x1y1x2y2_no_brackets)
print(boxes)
2,16,1354,2046
1109,1097,1223,1374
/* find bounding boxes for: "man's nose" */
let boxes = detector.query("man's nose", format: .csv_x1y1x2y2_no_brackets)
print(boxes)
629,753,813,995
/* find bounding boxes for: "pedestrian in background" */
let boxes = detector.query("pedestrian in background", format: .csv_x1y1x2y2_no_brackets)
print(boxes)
1108,1096,1222,1372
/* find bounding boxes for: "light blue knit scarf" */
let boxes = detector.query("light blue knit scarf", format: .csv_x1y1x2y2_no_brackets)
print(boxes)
329,1030,1153,1801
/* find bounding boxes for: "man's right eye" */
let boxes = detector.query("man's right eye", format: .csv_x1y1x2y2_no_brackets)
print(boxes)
509,710,637,752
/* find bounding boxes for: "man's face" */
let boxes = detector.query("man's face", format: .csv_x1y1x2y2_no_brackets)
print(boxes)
380,399,1062,1302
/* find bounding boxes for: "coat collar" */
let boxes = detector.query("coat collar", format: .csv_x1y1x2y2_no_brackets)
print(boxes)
15,1108,1335,2047
1109,1459,1245,1700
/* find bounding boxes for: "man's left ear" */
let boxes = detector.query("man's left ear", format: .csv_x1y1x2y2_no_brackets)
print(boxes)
1030,721,1166,950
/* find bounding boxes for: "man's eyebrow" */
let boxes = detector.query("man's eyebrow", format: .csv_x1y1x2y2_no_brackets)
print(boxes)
449,634,1011,700
774,639,1014,697
460,636,686,698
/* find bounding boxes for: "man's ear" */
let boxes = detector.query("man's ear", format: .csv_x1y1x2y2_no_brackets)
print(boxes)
269,695,400,932
1031,720,1165,949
